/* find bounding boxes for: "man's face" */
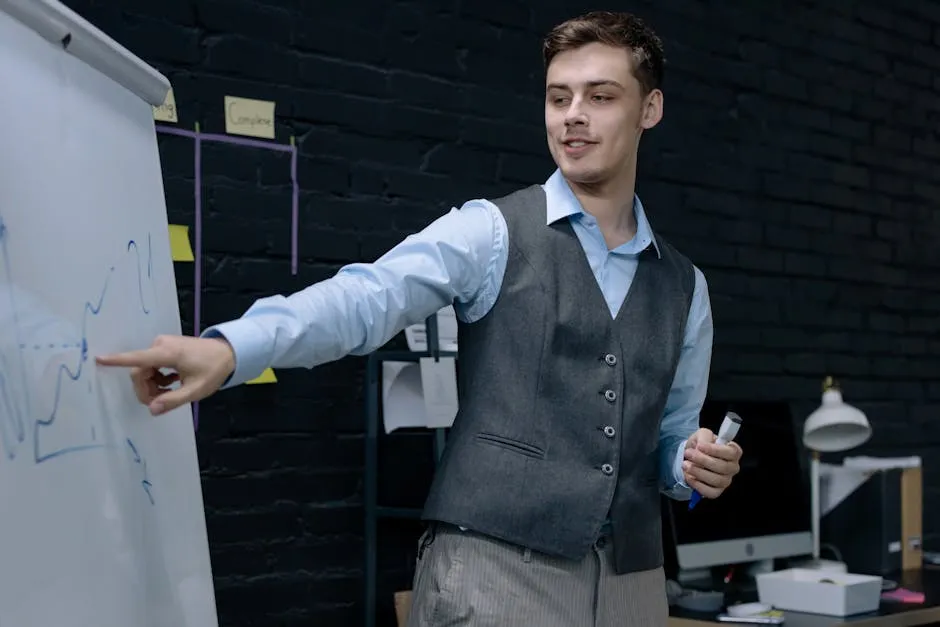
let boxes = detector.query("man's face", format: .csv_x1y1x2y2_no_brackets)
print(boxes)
544,42,662,188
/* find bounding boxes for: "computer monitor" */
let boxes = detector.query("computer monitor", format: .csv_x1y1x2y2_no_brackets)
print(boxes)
666,400,813,576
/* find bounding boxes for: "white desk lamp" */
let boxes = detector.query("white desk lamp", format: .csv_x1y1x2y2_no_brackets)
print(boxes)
802,376,872,569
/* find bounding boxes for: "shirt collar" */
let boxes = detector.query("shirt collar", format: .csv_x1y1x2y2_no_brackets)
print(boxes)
541,169,662,258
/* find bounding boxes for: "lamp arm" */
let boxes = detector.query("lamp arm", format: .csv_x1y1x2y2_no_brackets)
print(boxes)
810,451,820,562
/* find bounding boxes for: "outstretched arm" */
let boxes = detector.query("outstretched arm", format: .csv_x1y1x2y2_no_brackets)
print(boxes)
96,199,506,414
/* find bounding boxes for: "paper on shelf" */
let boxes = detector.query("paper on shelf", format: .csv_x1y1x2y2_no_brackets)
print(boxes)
842,455,921,470
419,356,459,429
382,357,459,434
820,455,922,516
404,305,458,352
819,463,869,517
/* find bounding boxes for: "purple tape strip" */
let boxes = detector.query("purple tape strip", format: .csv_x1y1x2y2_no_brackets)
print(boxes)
193,128,203,337
156,124,299,273
157,125,291,152
199,130,294,153
290,142,299,275
192,126,202,431
155,125,195,140
155,124,301,429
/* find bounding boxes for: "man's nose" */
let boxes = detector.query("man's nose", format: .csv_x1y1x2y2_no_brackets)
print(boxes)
565,107,588,126
564,97,588,126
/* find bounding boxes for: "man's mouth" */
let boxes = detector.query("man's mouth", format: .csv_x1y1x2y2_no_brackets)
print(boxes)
562,139,595,155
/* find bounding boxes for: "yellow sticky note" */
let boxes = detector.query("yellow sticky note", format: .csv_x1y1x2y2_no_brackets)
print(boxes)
246,368,277,384
224,95,275,139
168,224,194,262
153,88,179,123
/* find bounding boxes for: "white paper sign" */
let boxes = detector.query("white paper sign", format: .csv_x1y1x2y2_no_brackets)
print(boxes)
419,356,459,429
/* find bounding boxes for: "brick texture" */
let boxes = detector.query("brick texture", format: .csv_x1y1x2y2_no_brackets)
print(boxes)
61,1,940,625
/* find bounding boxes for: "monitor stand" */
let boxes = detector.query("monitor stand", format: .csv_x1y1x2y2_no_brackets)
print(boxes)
677,567,718,591
676,560,773,601
672,569,727,613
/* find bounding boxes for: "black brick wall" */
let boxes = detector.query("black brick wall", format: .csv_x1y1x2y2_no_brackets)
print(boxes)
62,1,940,625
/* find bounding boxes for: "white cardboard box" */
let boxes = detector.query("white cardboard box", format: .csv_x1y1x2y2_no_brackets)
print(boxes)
756,568,883,616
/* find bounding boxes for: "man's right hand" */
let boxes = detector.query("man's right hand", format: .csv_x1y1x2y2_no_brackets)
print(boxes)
95,335,236,416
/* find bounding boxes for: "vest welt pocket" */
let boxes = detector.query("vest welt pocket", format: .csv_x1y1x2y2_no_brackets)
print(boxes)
475,432,546,459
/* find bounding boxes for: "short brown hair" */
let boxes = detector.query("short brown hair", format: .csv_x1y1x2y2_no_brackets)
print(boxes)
542,11,665,94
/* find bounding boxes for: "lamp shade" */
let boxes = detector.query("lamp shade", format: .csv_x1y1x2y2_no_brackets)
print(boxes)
803,379,872,453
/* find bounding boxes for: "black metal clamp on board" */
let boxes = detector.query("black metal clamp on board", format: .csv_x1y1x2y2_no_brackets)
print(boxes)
363,311,454,627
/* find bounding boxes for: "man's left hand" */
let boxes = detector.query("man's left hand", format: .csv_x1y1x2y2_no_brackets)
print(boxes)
682,428,742,499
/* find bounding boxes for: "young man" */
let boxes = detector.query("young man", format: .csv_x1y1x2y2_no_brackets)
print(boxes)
98,11,742,626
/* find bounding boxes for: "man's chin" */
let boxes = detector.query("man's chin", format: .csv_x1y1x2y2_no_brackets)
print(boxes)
559,163,607,186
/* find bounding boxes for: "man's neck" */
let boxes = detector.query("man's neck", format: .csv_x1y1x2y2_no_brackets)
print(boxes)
566,170,638,249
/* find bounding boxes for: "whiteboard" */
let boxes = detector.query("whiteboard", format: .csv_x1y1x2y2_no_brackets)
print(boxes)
0,2,218,626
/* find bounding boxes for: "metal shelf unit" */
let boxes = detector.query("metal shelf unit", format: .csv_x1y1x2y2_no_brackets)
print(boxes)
363,315,454,627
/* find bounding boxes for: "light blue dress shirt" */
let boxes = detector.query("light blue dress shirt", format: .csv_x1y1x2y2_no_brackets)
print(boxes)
205,169,713,500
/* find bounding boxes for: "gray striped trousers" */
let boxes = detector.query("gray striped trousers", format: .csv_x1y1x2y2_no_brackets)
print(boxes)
405,523,668,627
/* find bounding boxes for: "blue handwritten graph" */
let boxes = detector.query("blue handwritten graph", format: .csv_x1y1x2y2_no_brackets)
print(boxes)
0,213,155,503
0,218,29,460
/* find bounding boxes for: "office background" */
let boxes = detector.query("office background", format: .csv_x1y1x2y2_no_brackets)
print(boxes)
61,0,940,625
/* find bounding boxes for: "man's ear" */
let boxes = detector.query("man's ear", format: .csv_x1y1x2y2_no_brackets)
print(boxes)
640,88,663,130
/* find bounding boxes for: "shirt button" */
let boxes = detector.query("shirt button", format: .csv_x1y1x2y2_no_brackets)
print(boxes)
604,354,617,366
603,426,616,438
601,463,614,475
604,389,617,402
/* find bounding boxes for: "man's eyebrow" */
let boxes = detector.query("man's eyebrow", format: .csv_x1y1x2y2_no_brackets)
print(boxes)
545,79,624,91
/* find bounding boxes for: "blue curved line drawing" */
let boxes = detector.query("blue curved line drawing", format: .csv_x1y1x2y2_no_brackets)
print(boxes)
0,363,25,459
132,236,153,316
0,213,155,465
33,233,154,463
127,437,155,505
0,216,32,459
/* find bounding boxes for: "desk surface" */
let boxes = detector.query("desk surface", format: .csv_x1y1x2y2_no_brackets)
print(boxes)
668,568,940,627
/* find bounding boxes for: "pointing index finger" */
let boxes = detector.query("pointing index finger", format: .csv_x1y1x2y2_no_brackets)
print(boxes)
95,347,170,369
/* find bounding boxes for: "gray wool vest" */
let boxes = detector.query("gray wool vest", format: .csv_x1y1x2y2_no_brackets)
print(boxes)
420,184,696,574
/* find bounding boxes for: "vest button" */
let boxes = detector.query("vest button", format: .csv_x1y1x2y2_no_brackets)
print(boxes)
604,389,617,402
604,354,617,366
603,425,616,438
601,463,614,475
